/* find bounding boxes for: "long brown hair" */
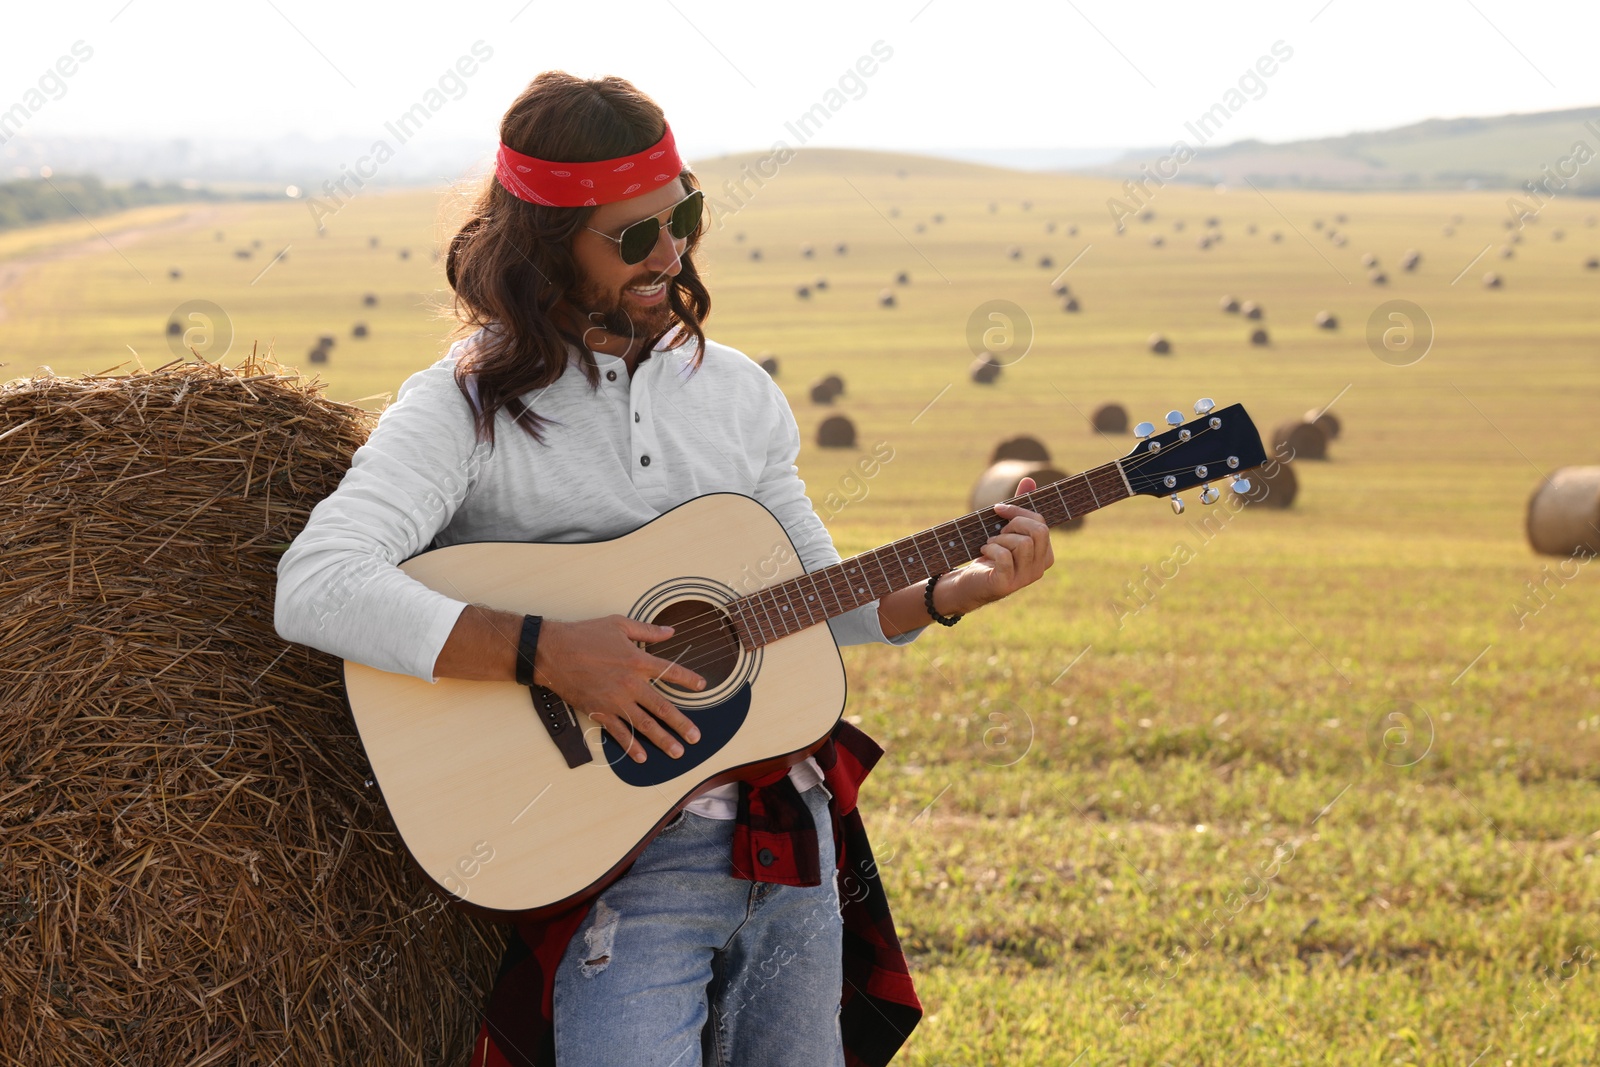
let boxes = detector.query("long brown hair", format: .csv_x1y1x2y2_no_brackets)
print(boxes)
446,72,711,445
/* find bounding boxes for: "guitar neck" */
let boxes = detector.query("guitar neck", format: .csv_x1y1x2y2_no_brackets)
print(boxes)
732,460,1133,648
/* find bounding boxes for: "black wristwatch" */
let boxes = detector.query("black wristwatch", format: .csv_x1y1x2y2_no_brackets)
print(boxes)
924,574,962,627
514,614,543,686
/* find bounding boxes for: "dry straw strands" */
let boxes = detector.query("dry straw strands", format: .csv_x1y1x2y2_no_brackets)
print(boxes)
0,352,502,1066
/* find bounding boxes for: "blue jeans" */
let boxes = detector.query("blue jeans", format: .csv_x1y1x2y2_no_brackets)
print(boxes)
552,784,845,1067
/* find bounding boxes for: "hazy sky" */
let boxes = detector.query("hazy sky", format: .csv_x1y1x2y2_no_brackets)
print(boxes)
3,0,1596,159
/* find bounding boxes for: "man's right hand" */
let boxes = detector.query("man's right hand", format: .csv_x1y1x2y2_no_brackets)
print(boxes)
534,616,706,764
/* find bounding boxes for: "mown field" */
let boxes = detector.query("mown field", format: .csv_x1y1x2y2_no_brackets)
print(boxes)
3,149,1598,1065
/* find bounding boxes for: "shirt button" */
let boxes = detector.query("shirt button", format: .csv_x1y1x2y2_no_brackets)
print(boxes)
757,848,776,866
634,412,640,423
640,455,651,467
606,370,617,382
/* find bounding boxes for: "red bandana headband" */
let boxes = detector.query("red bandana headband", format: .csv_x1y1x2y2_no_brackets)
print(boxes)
494,122,683,207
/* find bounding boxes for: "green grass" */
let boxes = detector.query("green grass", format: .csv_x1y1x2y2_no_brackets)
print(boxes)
4,149,1599,1065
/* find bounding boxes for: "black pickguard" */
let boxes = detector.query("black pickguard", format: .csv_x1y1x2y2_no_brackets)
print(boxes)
601,683,752,787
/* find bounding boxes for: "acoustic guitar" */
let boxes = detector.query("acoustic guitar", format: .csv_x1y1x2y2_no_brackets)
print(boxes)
342,400,1266,916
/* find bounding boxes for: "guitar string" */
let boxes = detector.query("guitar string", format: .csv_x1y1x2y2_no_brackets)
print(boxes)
602,421,1250,672
622,427,1240,665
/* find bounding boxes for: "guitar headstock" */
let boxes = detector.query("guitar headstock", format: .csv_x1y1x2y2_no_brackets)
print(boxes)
1119,399,1267,513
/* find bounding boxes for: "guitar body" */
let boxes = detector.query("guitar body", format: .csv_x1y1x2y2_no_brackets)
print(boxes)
342,493,846,917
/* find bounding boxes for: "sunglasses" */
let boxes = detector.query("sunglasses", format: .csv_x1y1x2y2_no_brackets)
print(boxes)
586,189,704,265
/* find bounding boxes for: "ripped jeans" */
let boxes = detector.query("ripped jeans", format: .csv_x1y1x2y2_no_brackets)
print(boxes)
552,784,845,1067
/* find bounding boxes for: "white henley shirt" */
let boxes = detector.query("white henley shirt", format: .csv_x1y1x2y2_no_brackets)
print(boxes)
274,327,923,817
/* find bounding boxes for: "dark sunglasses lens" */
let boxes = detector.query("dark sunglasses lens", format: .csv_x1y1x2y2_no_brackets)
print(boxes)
619,217,661,264
668,191,704,239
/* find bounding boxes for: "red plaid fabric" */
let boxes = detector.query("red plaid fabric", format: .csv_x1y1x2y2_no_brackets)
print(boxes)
469,721,921,1067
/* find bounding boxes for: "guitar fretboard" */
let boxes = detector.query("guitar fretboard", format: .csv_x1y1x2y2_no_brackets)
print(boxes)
730,461,1132,649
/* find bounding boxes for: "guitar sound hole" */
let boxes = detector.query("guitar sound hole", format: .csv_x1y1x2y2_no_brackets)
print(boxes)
644,600,739,693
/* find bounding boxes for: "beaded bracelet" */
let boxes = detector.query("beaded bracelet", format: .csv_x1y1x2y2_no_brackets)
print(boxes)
924,574,963,627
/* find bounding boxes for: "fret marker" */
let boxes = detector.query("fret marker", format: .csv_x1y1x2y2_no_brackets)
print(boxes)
857,587,864,593
807,594,814,601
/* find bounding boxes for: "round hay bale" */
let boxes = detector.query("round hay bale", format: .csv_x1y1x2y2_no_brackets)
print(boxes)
251,238,263,249
398,248,411,260
165,320,182,336
1092,403,1129,434
990,435,1052,464
820,374,844,398
1045,221,1057,234
1315,310,1338,330
878,289,896,308
1173,220,1186,232
816,414,857,448
835,242,848,255
1246,223,1258,235
1332,233,1348,247
317,334,336,349
1499,245,1514,259
895,270,910,285
1272,419,1328,461
1585,256,1598,270
1205,216,1220,228
215,230,225,241
308,345,329,364
809,381,836,405
800,243,814,258
1230,458,1298,509
1149,234,1165,247
1249,327,1270,346
0,357,500,1064
368,236,380,248
932,213,945,224
1148,333,1171,355
1271,232,1283,242
1006,246,1022,260
750,248,762,261
1526,467,1600,556
1052,282,1071,296
362,292,378,306
1361,252,1378,268
1197,235,1212,250
168,268,182,281
1067,225,1078,236
758,354,779,377
1484,272,1503,288
1062,296,1080,312
969,358,1001,385
1220,295,1240,313
1303,407,1341,440
1401,249,1421,271
1241,301,1263,320
1038,255,1054,269
1369,270,1388,285
352,323,369,338
914,223,926,233
969,461,1083,531
234,248,252,260
815,277,829,291
1021,200,1032,211
796,285,811,300
1443,225,1456,236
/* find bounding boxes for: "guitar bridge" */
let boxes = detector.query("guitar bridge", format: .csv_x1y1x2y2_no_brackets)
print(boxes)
530,684,594,769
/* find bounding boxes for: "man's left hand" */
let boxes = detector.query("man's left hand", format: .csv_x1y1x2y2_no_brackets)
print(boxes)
940,477,1055,615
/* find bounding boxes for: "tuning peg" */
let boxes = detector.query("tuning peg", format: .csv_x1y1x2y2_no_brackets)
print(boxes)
1194,397,1215,415
1169,494,1185,515
1230,474,1252,495
1134,421,1155,440
1165,410,1184,427
1200,483,1219,505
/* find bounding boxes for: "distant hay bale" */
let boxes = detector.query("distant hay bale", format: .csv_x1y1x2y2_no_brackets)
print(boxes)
758,354,779,377
368,236,380,248
1401,250,1421,271
308,345,329,364
1197,236,1212,250
1249,327,1270,346
969,461,1083,531
234,249,252,260
1313,219,1324,230
821,374,844,398
251,238,263,249
1369,270,1388,285
933,213,945,224
1271,232,1283,242
1021,200,1032,211
835,242,848,255
914,223,926,233
1246,223,1257,235
816,414,857,448
878,289,897,308
1038,255,1054,269
1315,310,1338,330
362,293,378,306
1484,272,1503,288
0,356,501,1065
749,248,762,261
1220,295,1240,313
1304,408,1341,441
1007,246,1022,260
1173,220,1185,231
1147,333,1171,355
991,435,1052,464
1149,235,1165,247
1062,296,1080,312
168,268,182,281
1334,213,1348,224
801,243,814,258
317,334,336,350
796,285,811,300
1045,221,1057,233
1092,403,1129,434
809,381,836,405
896,271,910,285
1526,467,1600,556
1241,301,1263,320
1205,216,1219,228
1585,257,1599,270
352,323,369,338
1443,226,1455,236
969,358,1001,385
1331,234,1348,247
1361,252,1378,268
1053,282,1071,296
165,320,182,336
1231,458,1298,509
1499,246,1514,259
398,248,411,260
1067,225,1078,236
1272,420,1327,461
815,278,829,291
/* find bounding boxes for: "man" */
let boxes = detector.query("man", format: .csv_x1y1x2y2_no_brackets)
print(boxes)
274,71,1053,1067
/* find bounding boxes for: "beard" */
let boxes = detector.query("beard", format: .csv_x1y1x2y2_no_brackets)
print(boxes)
569,272,677,348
